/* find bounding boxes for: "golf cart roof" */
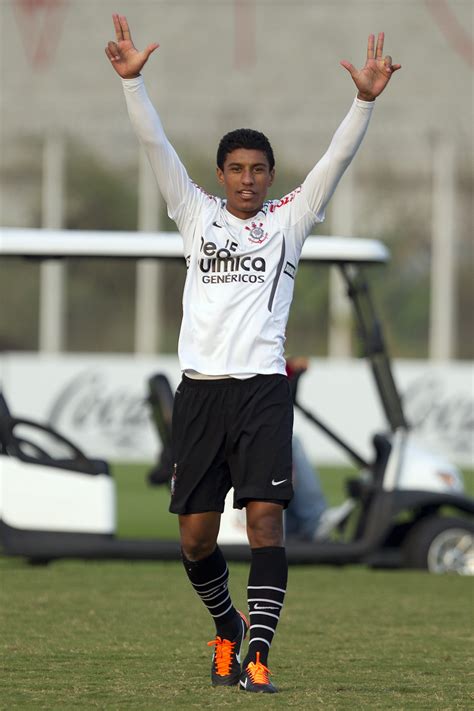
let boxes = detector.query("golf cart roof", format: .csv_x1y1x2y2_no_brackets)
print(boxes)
0,228,389,264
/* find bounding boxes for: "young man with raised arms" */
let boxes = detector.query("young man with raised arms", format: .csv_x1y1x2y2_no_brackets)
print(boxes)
105,15,400,693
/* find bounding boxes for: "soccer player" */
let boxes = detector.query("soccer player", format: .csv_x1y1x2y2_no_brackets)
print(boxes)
105,15,400,693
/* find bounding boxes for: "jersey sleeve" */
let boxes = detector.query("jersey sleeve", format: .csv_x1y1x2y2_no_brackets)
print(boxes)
301,97,374,221
272,97,374,244
121,76,209,233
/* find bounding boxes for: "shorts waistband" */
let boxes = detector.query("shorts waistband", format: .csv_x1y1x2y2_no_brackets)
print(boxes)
181,373,285,388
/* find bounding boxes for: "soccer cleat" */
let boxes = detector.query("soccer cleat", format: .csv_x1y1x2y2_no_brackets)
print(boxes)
208,611,249,687
239,652,278,693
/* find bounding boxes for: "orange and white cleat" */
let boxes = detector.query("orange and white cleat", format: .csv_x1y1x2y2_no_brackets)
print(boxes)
208,611,249,687
239,652,278,693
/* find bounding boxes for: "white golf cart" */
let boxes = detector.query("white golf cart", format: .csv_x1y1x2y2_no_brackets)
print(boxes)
1,228,473,573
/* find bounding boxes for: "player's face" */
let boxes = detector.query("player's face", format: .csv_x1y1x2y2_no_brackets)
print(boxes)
216,149,275,220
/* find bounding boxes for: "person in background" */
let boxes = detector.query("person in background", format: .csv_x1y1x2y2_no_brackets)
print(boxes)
284,357,328,541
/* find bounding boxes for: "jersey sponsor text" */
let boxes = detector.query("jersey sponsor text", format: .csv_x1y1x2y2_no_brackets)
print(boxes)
199,238,266,284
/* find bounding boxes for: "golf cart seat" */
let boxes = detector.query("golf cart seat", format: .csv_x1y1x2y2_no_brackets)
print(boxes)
0,390,109,476
146,374,174,486
147,374,174,448
345,433,392,501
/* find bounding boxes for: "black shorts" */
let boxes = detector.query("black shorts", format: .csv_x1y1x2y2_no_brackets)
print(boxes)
169,374,294,515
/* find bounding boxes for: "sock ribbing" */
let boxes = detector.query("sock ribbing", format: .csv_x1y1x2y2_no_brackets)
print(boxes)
244,546,288,667
181,546,240,639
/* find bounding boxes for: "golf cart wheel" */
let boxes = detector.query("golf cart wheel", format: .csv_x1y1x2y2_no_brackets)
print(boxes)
403,516,474,575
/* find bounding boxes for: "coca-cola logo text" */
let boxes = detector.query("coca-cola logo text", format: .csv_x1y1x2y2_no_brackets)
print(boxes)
47,371,150,450
404,375,474,454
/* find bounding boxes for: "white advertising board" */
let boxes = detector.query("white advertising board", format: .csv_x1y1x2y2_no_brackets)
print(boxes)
0,353,473,467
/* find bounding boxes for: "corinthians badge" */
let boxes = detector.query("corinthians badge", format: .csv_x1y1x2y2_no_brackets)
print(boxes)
245,221,268,244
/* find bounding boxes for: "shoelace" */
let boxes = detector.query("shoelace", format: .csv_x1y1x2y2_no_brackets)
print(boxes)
246,652,271,685
207,636,237,676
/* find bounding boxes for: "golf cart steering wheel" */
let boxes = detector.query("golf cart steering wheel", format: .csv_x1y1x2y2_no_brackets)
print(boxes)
14,436,53,461
2,416,93,471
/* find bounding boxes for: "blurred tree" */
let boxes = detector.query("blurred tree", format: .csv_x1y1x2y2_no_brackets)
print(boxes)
0,258,40,350
0,136,42,350
64,141,138,352
370,224,431,359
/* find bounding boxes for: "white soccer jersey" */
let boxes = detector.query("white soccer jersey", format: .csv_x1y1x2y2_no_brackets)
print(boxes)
122,77,374,377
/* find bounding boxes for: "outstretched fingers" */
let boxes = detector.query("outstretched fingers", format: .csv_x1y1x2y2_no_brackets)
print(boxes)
366,33,374,60
340,60,357,78
112,13,133,43
112,13,123,42
119,14,132,41
107,14,159,75
144,42,160,59
375,32,384,59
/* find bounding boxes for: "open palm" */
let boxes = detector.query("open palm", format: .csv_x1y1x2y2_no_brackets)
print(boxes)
341,33,401,101
105,14,159,79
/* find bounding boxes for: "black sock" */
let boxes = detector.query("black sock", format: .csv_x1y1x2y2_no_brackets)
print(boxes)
243,546,288,668
181,546,241,640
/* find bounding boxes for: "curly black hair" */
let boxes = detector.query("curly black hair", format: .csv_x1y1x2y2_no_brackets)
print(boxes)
216,128,275,171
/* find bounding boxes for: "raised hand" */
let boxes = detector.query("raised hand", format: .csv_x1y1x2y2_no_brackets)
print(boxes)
340,32,401,101
105,14,159,79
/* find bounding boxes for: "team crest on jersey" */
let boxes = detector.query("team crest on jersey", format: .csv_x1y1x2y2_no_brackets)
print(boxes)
245,221,268,244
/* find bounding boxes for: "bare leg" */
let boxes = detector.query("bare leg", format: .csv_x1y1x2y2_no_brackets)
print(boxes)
179,511,221,560
246,501,284,548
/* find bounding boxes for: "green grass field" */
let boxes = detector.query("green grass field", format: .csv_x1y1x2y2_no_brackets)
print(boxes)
2,465,473,710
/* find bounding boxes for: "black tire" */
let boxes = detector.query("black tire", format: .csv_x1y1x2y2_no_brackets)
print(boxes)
403,515,474,575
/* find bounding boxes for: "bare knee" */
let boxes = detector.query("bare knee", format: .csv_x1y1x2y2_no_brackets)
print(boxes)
181,536,216,561
179,512,220,561
246,501,284,548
